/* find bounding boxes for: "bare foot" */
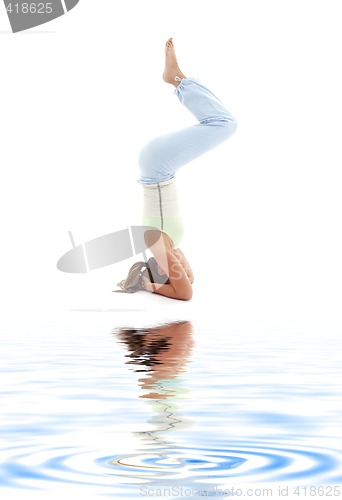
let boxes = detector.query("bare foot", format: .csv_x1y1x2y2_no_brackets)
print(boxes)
162,38,187,87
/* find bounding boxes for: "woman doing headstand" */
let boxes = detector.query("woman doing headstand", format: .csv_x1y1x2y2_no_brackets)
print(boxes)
117,38,237,300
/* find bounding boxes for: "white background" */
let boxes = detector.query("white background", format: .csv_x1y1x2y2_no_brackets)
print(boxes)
1,0,341,323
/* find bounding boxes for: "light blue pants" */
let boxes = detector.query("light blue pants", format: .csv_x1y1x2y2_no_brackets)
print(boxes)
138,77,237,184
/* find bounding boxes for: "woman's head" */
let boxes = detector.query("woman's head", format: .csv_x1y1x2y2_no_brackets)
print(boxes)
116,257,169,293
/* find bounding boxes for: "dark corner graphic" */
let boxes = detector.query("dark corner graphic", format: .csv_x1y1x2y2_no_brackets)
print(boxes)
3,0,79,33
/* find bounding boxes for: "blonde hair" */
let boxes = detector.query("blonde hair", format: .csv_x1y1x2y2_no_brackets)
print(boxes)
115,257,169,294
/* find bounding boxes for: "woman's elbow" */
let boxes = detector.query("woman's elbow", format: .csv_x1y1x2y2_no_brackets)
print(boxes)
179,286,193,301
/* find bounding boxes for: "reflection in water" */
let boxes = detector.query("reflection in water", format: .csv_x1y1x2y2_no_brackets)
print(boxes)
1,319,341,497
115,320,194,398
111,321,246,493
114,321,194,449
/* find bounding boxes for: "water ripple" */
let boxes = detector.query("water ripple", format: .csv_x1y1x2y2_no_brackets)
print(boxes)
106,441,341,484
1,439,341,493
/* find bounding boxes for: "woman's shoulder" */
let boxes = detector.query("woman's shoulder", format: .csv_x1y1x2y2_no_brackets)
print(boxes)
144,229,174,252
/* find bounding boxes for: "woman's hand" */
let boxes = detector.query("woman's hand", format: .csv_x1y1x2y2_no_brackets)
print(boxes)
142,275,153,292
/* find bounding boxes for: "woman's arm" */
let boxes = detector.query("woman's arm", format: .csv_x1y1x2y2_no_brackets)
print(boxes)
173,248,194,284
142,275,192,300
144,230,193,300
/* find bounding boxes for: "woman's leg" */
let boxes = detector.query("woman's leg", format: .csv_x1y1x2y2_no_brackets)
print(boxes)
139,38,237,185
